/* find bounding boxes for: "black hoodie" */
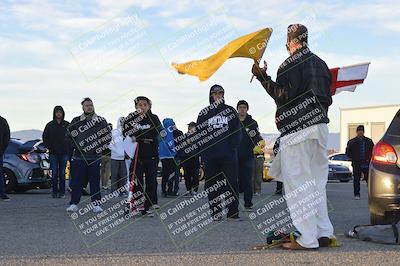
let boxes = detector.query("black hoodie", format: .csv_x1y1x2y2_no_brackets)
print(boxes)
122,109,162,159
195,87,242,162
0,116,10,155
237,114,261,159
42,106,71,155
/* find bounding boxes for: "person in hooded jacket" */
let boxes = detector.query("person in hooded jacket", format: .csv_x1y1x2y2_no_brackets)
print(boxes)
159,118,183,197
109,117,127,195
236,100,261,210
122,96,162,215
0,116,10,201
43,106,70,198
196,84,242,220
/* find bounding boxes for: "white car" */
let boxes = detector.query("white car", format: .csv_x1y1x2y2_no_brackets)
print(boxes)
328,153,353,173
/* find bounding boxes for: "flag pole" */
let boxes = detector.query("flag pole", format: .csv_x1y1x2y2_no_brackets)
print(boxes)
250,59,258,83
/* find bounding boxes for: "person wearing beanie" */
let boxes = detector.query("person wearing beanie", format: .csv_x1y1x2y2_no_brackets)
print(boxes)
42,106,70,198
195,84,242,220
346,125,374,199
252,24,334,250
236,100,261,210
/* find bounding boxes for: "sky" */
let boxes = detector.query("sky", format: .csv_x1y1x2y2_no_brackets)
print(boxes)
1,0,399,134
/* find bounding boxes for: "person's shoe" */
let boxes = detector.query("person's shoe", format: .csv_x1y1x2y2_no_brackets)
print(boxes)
152,204,160,210
244,206,253,212
67,187,72,193
82,189,90,196
227,213,240,219
58,194,65,199
182,191,191,198
282,241,317,250
142,210,154,217
119,192,127,197
213,215,223,222
1,195,10,201
318,237,330,247
254,192,261,197
92,206,103,213
274,191,282,195
354,195,361,200
102,186,109,190
66,204,78,212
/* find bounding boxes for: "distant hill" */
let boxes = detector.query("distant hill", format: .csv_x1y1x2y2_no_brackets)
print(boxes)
11,129,43,142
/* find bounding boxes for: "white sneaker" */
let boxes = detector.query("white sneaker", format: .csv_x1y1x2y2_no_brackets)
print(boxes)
92,206,103,213
66,204,78,212
152,204,160,209
254,192,261,197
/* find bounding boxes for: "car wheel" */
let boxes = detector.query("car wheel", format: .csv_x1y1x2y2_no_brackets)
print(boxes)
3,168,17,193
370,213,390,225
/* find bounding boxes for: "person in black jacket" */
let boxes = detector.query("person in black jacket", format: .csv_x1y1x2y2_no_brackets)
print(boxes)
43,106,70,198
196,84,242,220
122,96,162,216
66,98,112,213
346,125,374,199
237,100,260,210
252,24,334,250
181,122,201,196
0,116,10,200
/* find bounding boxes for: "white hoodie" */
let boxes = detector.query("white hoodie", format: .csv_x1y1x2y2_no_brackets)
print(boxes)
109,118,125,160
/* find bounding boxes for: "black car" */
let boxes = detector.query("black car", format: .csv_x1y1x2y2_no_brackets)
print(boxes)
328,163,352,182
369,109,400,224
3,139,51,193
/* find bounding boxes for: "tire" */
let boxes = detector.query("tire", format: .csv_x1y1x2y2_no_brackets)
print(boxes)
370,213,390,225
3,168,17,193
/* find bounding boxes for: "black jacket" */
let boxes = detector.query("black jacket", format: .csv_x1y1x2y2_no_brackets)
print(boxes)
0,116,10,155
122,110,162,159
238,114,261,159
195,90,242,162
256,47,332,137
346,136,374,165
67,113,112,160
42,106,71,155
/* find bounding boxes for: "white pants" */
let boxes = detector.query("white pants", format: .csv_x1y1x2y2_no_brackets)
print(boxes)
274,137,334,248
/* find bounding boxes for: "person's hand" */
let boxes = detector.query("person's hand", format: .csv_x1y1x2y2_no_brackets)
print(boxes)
251,60,268,78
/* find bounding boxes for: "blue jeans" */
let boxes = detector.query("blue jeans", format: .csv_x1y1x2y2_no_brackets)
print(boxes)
238,157,254,208
0,154,5,196
49,154,68,196
70,158,101,205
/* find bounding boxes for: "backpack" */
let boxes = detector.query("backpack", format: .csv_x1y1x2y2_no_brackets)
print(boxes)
345,223,400,245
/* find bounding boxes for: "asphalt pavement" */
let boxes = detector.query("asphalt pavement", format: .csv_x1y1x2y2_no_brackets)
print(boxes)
1,180,399,265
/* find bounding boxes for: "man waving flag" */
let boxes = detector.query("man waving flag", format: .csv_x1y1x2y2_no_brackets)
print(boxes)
172,28,272,81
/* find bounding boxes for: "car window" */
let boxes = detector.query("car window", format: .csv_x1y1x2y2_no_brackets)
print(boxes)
387,109,400,137
337,154,351,161
5,140,22,154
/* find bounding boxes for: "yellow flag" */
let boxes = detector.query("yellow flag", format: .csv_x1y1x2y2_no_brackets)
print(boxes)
172,28,272,81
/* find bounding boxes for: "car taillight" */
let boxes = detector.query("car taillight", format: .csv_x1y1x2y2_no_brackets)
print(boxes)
18,153,40,163
372,140,398,164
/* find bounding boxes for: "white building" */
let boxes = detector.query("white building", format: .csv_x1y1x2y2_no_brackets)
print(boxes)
340,104,400,152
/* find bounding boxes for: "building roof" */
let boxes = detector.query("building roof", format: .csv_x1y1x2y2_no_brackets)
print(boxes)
340,104,400,111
